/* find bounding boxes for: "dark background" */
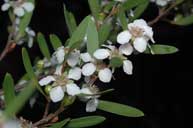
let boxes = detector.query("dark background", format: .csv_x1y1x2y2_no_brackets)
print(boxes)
0,0,192,128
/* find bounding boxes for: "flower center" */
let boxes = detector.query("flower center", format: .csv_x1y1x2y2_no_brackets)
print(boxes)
129,26,144,37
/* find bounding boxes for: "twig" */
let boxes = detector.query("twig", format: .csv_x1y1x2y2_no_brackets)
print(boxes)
43,101,50,118
33,107,65,127
148,3,178,26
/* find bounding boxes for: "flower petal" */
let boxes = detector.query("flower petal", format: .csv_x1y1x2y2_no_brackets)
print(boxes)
82,63,96,76
14,7,25,17
67,50,80,67
1,3,10,11
55,46,65,64
66,83,81,96
39,76,55,86
98,68,112,83
50,86,64,103
80,52,93,62
117,30,132,44
133,37,147,53
93,49,110,60
68,67,82,80
54,65,63,75
86,98,99,112
123,60,133,75
119,43,133,56
80,87,93,100
22,2,34,12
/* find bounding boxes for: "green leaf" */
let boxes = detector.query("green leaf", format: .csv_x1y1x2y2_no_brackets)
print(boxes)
48,118,70,128
110,57,123,68
4,82,35,118
49,34,63,50
117,8,128,30
99,23,112,45
2,73,15,107
88,0,100,20
122,0,146,11
64,5,77,36
65,116,106,128
22,48,45,96
130,1,149,21
87,17,99,55
16,0,35,40
98,100,144,117
22,48,36,78
68,16,90,49
172,14,193,26
145,44,179,55
37,32,51,59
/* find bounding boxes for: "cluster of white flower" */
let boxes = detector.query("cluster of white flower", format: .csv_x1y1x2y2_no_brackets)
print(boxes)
1,0,34,17
150,0,174,6
38,19,154,112
1,0,35,48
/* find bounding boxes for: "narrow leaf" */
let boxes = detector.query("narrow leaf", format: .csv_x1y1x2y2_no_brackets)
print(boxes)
98,23,111,45
66,116,106,128
98,100,144,117
122,0,146,11
48,118,70,128
49,34,63,50
173,14,193,26
145,44,179,55
37,32,51,59
87,18,99,55
88,0,100,20
64,5,77,36
117,8,128,30
4,82,35,118
22,48,36,78
2,73,15,107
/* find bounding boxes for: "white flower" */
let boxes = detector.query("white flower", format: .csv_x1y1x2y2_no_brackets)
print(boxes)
93,49,110,60
1,120,21,128
86,98,99,112
98,68,112,83
80,52,94,62
117,19,154,53
150,0,173,6
66,83,81,96
119,43,133,56
22,2,34,12
14,7,25,17
133,37,147,53
49,86,64,103
123,60,133,75
39,76,56,86
117,30,132,44
80,87,93,100
68,67,82,80
82,63,96,76
67,50,80,67
1,3,11,11
25,27,35,48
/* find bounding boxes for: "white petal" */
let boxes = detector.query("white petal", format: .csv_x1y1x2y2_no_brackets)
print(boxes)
14,7,25,17
22,2,34,12
80,87,93,99
66,83,81,96
86,98,99,112
80,52,93,62
93,49,110,60
67,50,80,67
143,26,155,43
82,63,96,76
117,30,132,44
128,19,147,29
119,43,133,56
28,37,33,48
68,67,82,80
50,86,64,103
54,65,63,75
123,60,133,75
98,68,112,83
133,37,147,53
39,76,55,86
1,3,10,11
55,47,65,64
